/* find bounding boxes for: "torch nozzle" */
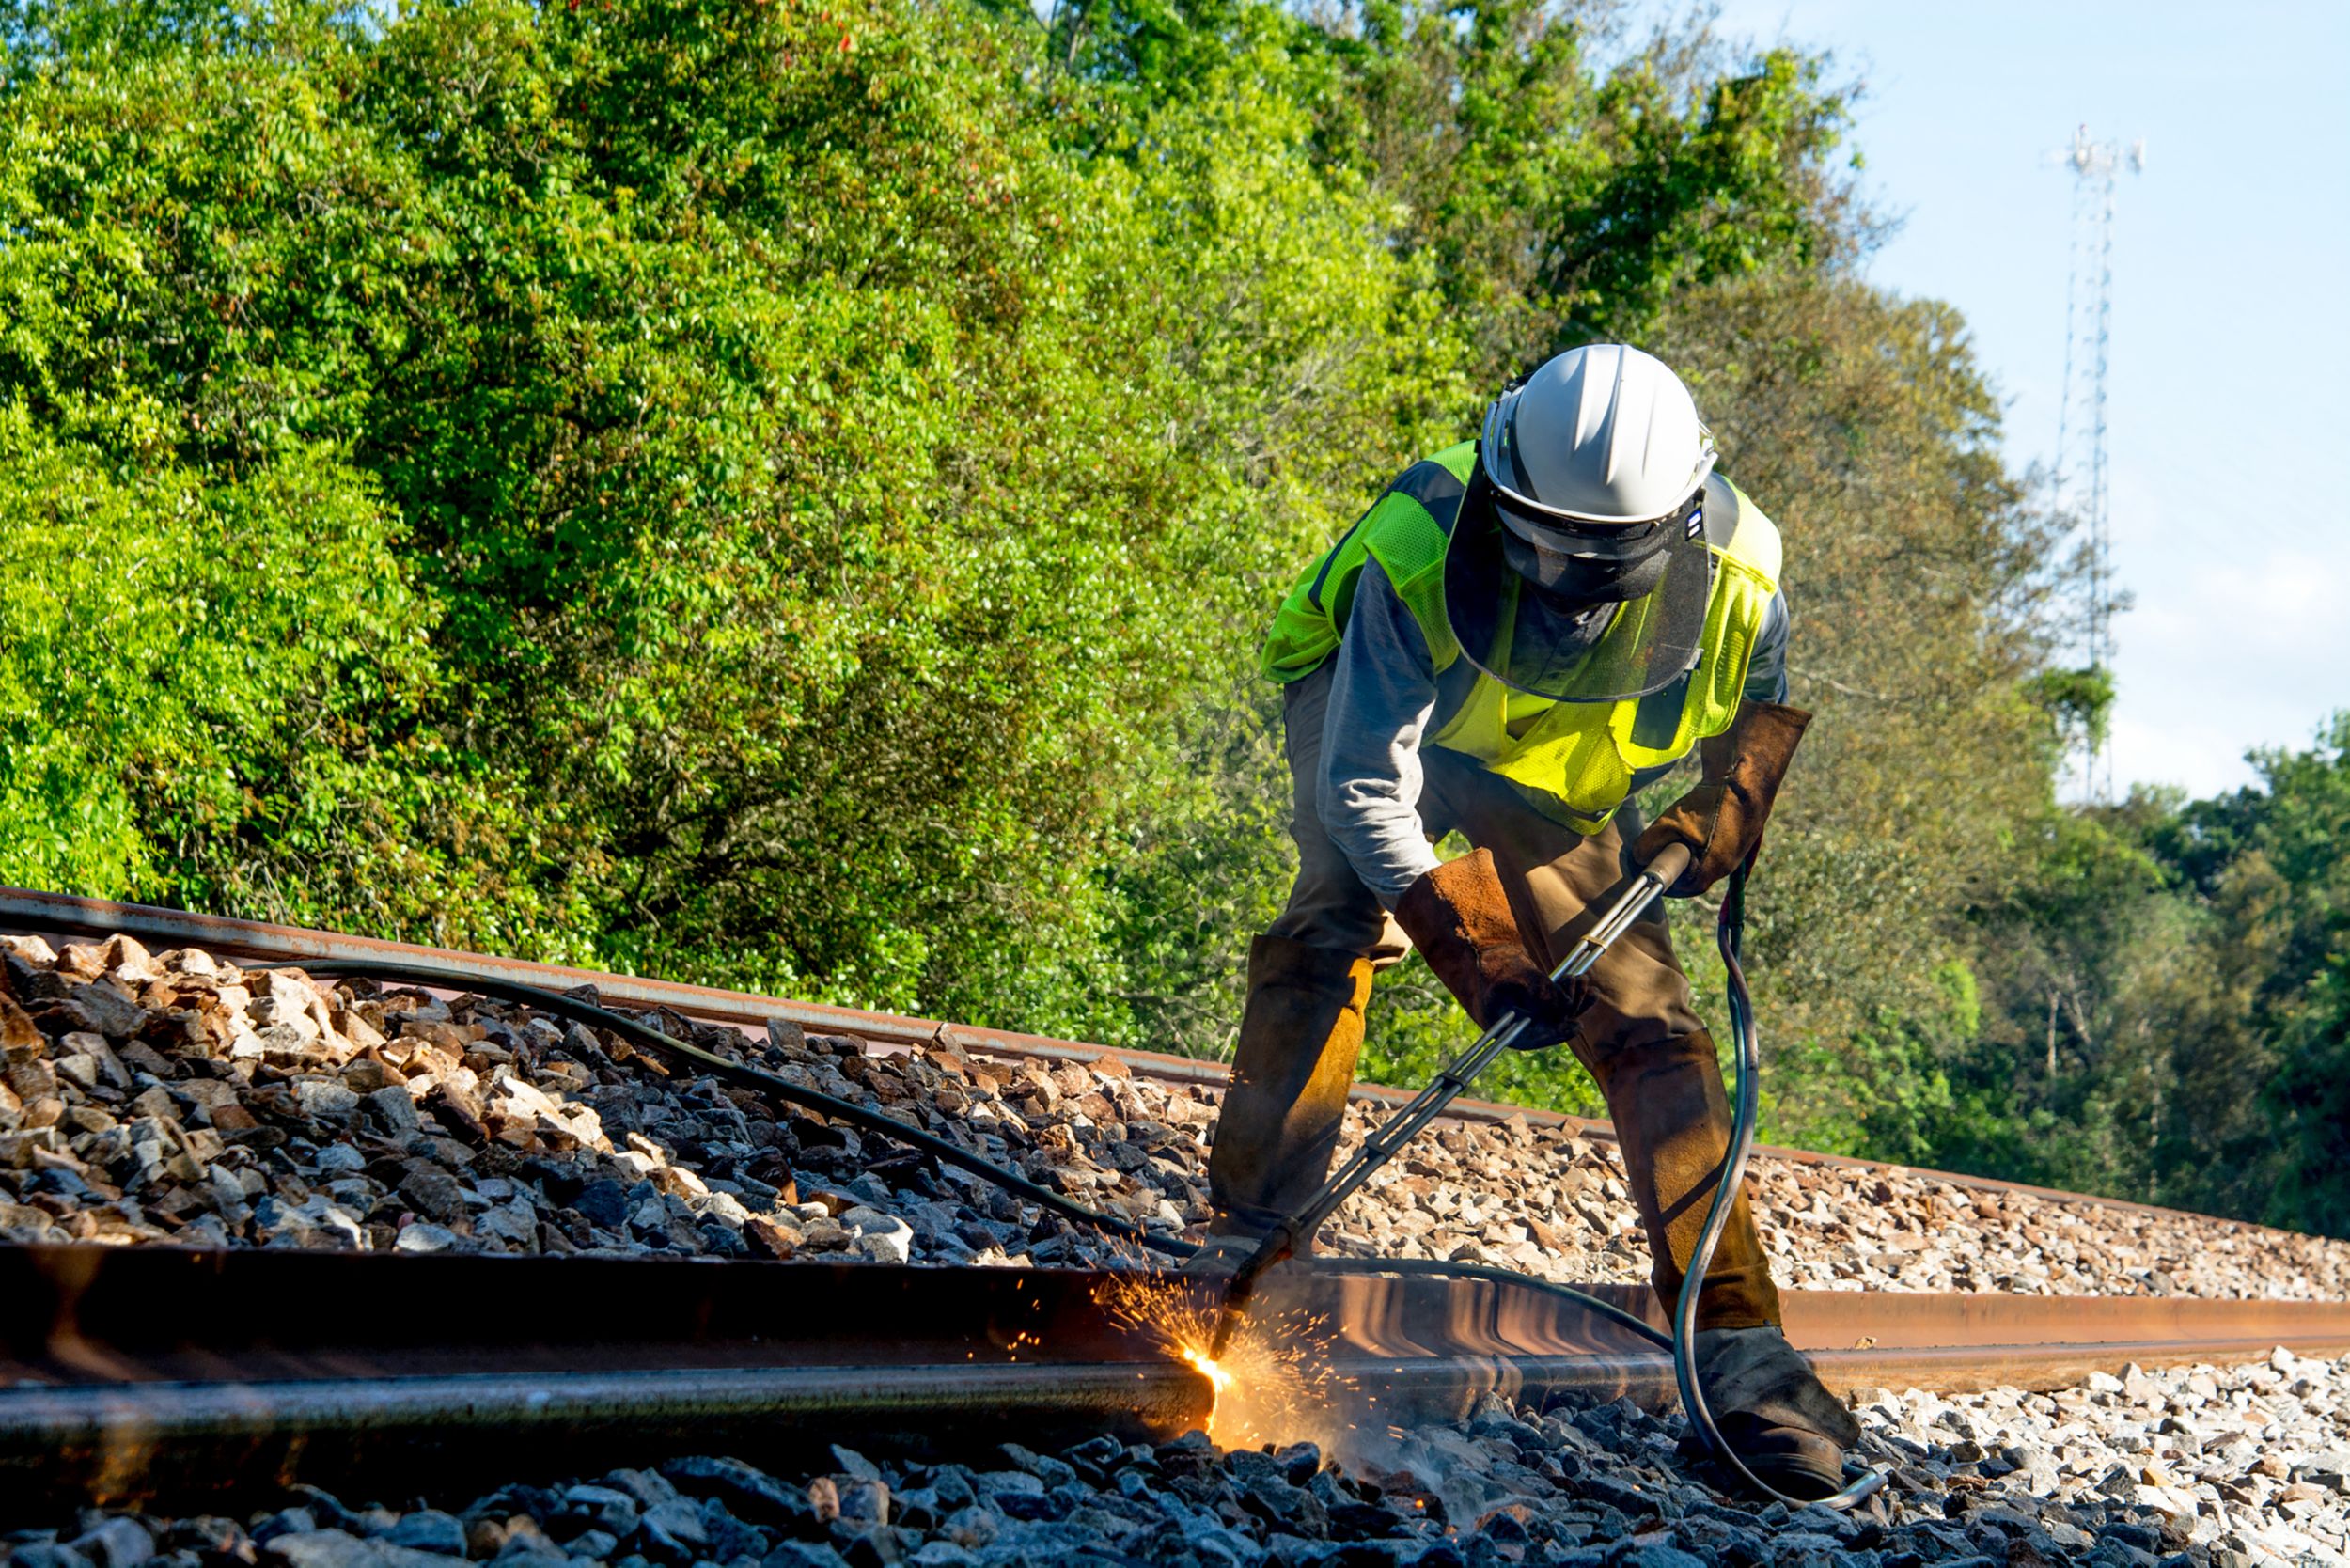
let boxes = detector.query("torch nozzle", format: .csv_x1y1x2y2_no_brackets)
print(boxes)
1205,1229,1292,1357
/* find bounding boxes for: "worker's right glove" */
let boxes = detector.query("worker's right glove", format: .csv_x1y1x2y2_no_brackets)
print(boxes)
1393,848,1590,1049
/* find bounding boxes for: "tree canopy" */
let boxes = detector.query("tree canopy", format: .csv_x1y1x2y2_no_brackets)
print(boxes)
3,0,2340,1235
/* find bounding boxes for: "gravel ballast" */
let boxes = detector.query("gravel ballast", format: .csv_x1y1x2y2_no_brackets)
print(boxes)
1,932,2342,1303
7,1349,2348,1567
6,933,2350,1563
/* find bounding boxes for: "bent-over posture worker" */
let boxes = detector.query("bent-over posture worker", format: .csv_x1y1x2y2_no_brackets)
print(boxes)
1201,343,1859,1497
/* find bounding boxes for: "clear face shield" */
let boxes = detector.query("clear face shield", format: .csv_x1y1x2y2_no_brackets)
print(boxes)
1441,467,1716,705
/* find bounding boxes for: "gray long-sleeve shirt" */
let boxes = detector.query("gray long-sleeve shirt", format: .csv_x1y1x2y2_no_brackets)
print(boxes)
1318,560,1791,906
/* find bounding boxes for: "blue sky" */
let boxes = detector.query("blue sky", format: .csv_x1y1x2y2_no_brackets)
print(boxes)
1693,1,2350,798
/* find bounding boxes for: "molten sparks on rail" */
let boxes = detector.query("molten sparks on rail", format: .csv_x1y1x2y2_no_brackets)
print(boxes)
1097,1274,1355,1451
1181,1347,1235,1394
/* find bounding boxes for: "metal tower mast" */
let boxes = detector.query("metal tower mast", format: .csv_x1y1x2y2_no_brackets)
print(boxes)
2053,124,2143,803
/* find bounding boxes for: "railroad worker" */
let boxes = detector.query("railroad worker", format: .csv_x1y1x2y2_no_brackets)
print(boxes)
1201,343,1858,1497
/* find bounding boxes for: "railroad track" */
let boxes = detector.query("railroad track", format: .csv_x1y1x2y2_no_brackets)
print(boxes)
0,886,2242,1225
7,1242,2349,1508
6,886,2349,1514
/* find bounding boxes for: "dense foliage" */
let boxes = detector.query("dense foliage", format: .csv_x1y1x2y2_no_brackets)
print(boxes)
2,0,2340,1233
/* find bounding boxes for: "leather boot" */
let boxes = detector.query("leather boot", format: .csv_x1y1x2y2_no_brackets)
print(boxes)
1584,1027,1780,1329
1204,934,1375,1241
1682,1325,1862,1500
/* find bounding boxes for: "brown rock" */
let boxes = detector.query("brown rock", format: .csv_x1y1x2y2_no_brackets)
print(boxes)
342,1057,404,1094
334,1007,386,1052
128,1085,178,1121
96,934,162,982
0,993,39,1062
746,1215,802,1260
210,1103,259,1134
0,934,58,967
149,1185,207,1222
425,1083,489,1144
56,943,107,982
6,1058,57,1101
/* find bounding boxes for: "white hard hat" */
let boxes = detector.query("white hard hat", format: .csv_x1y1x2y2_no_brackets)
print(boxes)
1479,344,1716,536
1443,344,1717,703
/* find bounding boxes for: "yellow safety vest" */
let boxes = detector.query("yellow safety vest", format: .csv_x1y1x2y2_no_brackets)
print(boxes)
1261,442,1782,833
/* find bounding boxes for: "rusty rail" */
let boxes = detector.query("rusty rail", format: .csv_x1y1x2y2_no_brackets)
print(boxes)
3,1243,2348,1507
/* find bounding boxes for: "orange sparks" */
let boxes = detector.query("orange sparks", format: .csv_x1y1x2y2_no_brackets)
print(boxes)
1094,1273,1355,1452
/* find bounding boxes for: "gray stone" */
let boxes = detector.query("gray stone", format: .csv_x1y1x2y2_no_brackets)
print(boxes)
383,1513,465,1557
559,1487,642,1538
399,1167,468,1224
659,1457,815,1532
264,1531,456,1568
936,1508,997,1550
999,1445,1077,1490
290,1080,360,1120
70,1519,154,1568
1273,1443,1323,1485
65,980,148,1039
363,1086,420,1135
829,1446,884,1482
8,1545,93,1568
632,1500,708,1562
1605,1548,1706,1568
394,1222,460,1253
253,1512,321,1546
832,1482,887,1527
760,1546,850,1568
971,1471,1043,1499
574,1180,631,1229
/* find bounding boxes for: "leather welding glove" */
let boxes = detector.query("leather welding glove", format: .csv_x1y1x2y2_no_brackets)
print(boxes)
1393,848,1590,1049
1636,699,1812,898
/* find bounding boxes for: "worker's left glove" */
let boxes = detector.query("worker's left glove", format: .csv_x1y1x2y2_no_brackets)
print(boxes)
1394,848,1590,1049
1636,699,1812,898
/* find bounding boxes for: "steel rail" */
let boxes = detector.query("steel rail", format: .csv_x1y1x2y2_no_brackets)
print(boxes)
3,1243,2348,1507
0,886,2281,1232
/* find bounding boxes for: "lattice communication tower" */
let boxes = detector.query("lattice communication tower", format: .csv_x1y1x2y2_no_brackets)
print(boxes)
2053,124,2144,802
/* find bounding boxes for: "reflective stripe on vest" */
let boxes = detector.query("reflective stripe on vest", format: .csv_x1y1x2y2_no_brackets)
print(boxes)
1261,453,1781,834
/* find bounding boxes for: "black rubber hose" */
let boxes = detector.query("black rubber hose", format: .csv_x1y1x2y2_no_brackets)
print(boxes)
1667,860,1886,1511
257,958,1198,1259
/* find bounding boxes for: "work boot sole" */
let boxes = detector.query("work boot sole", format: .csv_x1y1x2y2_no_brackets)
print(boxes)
1678,1413,1852,1502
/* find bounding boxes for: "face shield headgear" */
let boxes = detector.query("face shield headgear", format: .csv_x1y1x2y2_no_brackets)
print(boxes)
1443,346,1720,703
